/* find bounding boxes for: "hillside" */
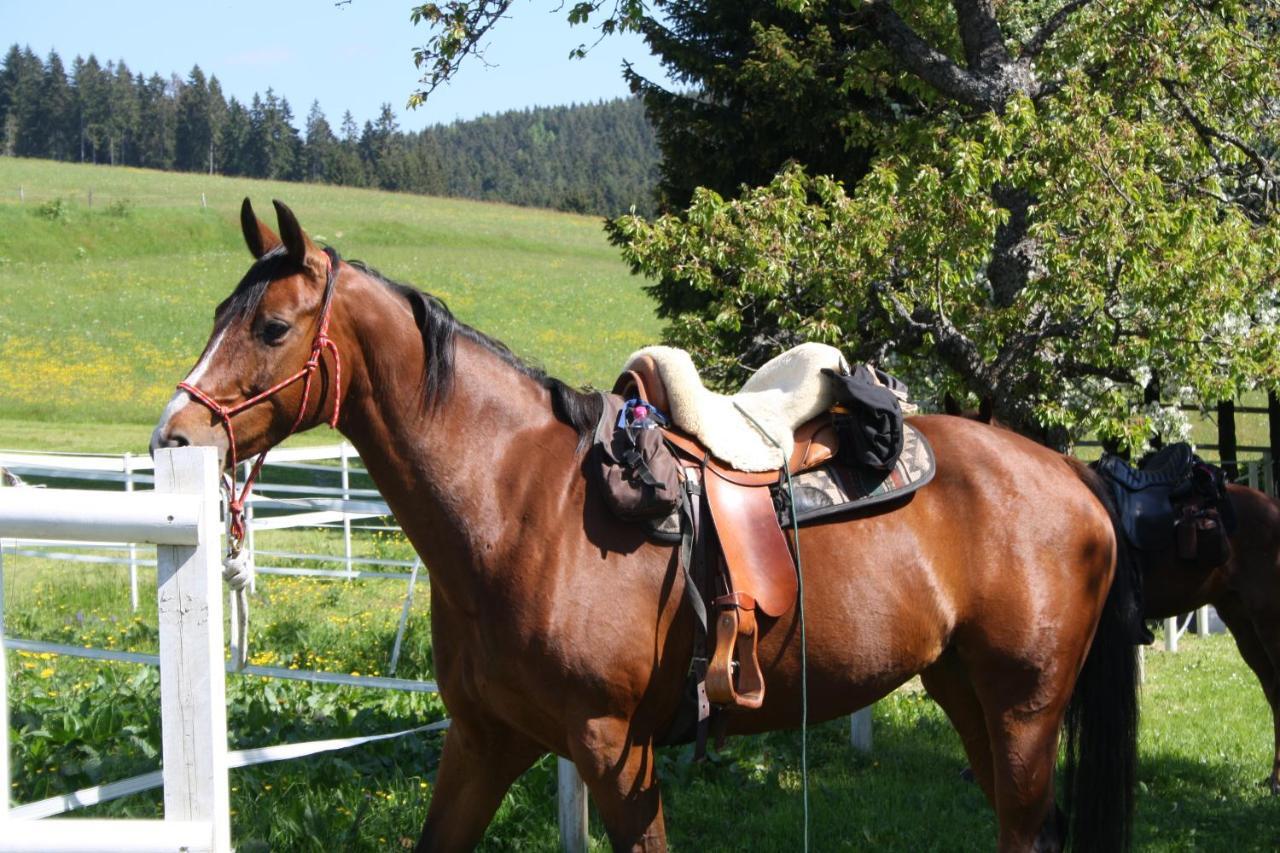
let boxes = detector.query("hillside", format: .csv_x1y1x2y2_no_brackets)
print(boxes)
0,158,662,451
0,45,659,216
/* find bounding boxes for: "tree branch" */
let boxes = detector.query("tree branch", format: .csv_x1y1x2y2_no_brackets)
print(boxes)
952,0,1009,72
409,1,517,105
858,1,1004,109
1023,0,1094,58
1159,77,1278,183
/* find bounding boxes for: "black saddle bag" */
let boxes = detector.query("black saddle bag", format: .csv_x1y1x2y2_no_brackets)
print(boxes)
822,365,905,471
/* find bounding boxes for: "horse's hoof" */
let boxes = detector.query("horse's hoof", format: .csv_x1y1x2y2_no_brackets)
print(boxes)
959,767,976,783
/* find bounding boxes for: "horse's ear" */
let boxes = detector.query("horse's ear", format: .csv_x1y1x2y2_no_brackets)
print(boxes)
273,199,314,267
241,198,280,259
978,397,994,423
943,393,962,416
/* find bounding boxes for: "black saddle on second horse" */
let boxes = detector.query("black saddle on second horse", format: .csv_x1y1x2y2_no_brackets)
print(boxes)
1095,443,1233,560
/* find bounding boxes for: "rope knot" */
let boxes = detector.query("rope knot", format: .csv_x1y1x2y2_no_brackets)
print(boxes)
222,550,253,592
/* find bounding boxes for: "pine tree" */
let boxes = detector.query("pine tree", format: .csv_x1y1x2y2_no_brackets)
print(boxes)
303,100,336,182
39,50,75,160
219,96,252,176
106,60,139,165
174,65,212,172
135,72,176,169
206,76,227,174
73,55,114,163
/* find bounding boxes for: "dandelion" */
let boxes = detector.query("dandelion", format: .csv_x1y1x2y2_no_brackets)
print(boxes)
39,668,55,679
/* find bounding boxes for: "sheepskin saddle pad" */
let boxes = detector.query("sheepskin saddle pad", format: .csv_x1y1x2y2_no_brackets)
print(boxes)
621,342,850,472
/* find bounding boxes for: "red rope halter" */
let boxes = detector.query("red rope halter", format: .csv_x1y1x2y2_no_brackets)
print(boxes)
178,247,343,546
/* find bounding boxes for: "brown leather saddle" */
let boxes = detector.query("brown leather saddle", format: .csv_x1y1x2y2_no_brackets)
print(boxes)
614,355,839,712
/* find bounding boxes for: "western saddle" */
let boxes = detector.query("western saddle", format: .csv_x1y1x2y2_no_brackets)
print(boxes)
613,352,842,715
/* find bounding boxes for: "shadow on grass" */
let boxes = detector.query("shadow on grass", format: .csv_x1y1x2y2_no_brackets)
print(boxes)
1136,749,1280,852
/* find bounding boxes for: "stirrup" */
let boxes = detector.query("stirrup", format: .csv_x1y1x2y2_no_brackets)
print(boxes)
706,592,765,710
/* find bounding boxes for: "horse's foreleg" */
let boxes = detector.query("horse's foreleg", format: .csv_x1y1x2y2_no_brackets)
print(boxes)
414,720,543,853
569,717,666,852
1214,594,1280,794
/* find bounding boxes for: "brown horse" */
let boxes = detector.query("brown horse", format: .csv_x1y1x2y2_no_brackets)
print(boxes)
944,394,1280,796
1142,483,1280,795
151,200,1140,852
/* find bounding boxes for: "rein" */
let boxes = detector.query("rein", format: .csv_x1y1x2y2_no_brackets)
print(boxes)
178,246,343,549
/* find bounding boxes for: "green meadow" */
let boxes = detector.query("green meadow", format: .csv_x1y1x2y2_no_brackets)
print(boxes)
2,158,1277,849
5,539,1276,851
0,157,660,451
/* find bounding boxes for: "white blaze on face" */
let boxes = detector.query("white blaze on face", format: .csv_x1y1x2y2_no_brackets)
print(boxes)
151,327,228,449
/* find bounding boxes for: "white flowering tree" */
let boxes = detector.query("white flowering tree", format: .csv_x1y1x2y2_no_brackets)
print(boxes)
412,1,1280,450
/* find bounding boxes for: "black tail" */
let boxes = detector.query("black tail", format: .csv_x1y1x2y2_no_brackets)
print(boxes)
1065,461,1140,851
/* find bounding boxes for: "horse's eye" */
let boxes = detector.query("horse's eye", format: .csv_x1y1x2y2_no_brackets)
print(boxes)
261,319,291,345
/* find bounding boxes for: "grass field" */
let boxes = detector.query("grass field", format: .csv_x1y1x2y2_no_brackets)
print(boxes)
5,536,1276,850
0,158,661,451
3,158,1278,849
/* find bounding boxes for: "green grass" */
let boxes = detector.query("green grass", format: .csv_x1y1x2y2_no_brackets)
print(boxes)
5,533,1276,851
4,158,1278,849
0,158,660,450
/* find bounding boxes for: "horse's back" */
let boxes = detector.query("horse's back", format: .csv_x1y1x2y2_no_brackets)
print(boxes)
740,414,1119,725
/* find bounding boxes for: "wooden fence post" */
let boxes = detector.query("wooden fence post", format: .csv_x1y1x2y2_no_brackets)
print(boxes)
1165,616,1179,652
557,758,589,853
154,447,231,852
1217,400,1238,481
1268,391,1280,493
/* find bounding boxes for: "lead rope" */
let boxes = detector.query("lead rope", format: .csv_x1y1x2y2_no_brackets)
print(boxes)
223,494,253,671
733,402,809,853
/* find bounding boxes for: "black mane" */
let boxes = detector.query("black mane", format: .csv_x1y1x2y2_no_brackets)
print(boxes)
215,251,604,444
346,260,603,445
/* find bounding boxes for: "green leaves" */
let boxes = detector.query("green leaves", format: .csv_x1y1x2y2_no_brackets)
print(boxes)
608,0,1280,448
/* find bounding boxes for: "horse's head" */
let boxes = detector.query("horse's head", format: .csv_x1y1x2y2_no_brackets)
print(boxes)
151,199,345,468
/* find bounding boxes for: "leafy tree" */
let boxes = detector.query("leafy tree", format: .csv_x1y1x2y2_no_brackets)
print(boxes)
411,1,1280,449
623,0,874,210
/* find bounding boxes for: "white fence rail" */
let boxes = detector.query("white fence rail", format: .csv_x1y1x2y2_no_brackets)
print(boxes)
0,444,590,849
1,446,230,852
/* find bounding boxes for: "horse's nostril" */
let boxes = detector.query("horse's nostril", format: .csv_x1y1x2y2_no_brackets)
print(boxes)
167,432,191,448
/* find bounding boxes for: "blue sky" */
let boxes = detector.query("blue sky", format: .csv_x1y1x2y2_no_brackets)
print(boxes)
2,0,671,131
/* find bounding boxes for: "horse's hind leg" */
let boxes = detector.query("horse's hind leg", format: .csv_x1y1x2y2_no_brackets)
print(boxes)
921,654,997,805
414,719,543,852
1215,593,1280,794
568,716,667,852
924,653,1066,852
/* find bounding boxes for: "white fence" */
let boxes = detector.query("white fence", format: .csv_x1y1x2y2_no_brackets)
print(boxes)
0,444,592,851
1,446,230,852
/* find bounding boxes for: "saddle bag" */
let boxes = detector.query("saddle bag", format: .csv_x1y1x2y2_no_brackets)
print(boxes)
591,394,682,523
822,365,906,470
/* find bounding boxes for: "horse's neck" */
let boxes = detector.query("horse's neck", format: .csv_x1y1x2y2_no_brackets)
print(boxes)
338,286,579,595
